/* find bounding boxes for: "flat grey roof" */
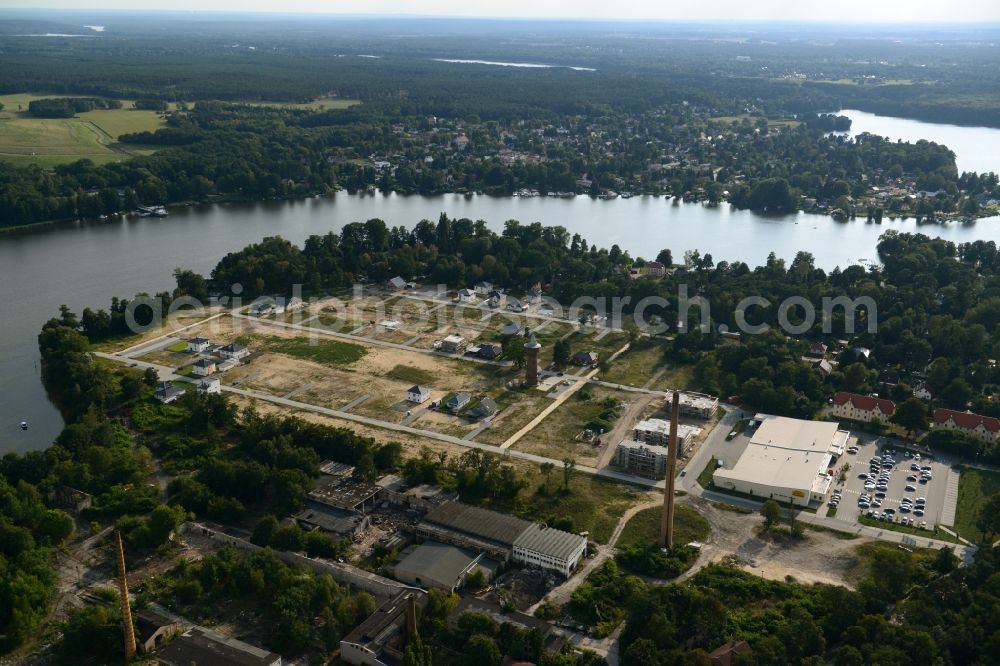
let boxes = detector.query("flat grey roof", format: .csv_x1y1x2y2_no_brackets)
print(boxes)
157,627,280,666
513,524,587,562
295,507,365,534
422,502,531,547
394,541,479,588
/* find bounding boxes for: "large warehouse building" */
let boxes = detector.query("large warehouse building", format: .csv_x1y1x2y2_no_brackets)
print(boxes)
416,502,587,577
712,415,851,507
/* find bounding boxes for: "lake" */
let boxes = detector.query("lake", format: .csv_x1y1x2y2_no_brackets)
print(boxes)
2,110,1000,454
837,109,1000,176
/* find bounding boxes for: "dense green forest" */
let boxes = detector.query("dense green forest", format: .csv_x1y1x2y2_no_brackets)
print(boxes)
1,16,998,227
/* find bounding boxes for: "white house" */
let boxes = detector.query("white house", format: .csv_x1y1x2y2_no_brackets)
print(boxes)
407,385,431,404
285,296,305,312
457,288,476,303
192,358,217,377
474,281,493,296
187,337,210,353
220,343,250,360
197,377,222,395
217,357,240,372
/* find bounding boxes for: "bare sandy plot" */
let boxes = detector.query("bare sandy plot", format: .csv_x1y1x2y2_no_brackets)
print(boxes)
512,385,636,467
676,496,868,589
228,394,472,460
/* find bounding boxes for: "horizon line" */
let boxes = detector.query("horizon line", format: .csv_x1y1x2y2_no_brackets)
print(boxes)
1,8,998,25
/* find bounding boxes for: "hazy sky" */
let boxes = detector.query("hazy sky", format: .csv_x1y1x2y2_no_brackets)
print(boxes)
2,0,998,22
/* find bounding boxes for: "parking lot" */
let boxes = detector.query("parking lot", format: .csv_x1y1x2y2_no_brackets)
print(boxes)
827,436,952,530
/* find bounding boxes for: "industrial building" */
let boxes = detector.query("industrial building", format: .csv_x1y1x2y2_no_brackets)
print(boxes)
340,592,423,666
156,626,281,666
712,415,851,507
393,541,496,592
294,507,370,539
415,502,587,576
376,475,458,511
513,524,588,576
308,475,382,513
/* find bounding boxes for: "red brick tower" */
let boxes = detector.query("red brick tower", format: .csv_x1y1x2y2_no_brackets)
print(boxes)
524,333,541,386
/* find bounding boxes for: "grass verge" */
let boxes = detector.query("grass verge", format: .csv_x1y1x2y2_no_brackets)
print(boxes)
617,504,711,548
240,334,366,366
954,465,1000,541
858,515,958,543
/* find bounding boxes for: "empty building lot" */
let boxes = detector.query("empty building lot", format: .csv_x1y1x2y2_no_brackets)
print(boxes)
830,436,952,530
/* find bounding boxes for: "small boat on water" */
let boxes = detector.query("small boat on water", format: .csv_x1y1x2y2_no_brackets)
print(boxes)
20,421,28,431
136,205,168,217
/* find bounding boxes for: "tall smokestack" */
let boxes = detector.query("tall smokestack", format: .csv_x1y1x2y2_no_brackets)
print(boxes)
114,530,137,660
405,593,417,642
659,391,680,549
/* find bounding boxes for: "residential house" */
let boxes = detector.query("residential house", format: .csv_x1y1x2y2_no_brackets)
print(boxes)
527,283,543,304
387,276,407,291
475,281,494,296
457,288,476,303
477,343,502,360
187,337,210,353
506,298,526,313
807,342,828,358
197,377,222,394
440,334,467,354
468,397,498,420
914,382,934,402
572,351,599,367
192,358,217,377
220,343,250,360
154,383,186,404
646,261,666,277
444,393,471,413
812,359,833,376
830,392,896,425
487,290,506,308
408,385,431,404
932,408,1000,444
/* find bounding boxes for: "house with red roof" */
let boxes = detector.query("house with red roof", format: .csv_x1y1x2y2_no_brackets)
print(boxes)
830,392,896,426
932,408,1000,444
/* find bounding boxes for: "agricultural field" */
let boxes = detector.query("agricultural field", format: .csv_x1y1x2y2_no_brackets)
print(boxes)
239,97,361,111
0,93,167,167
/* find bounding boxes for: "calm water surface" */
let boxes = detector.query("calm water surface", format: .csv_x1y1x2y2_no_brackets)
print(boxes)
3,110,1000,454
